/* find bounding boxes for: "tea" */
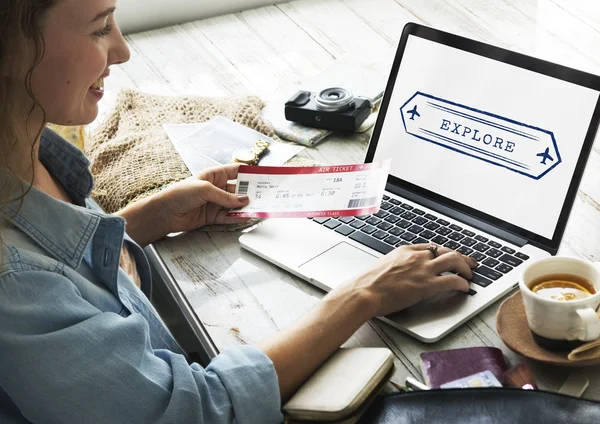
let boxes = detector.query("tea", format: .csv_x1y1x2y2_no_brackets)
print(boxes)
530,273,596,302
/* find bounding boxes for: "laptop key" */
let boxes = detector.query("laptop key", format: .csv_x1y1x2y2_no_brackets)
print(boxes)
324,219,341,229
436,227,452,236
431,235,448,245
356,215,370,221
444,241,461,250
400,204,414,210
413,208,425,216
471,273,493,287
390,207,404,215
414,237,429,245
373,230,388,240
468,288,477,296
437,219,450,226
383,195,390,200
470,252,486,262
462,229,476,237
412,216,428,226
449,224,463,232
408,225,424,234
380,202,394,211
396,219,412,229
457,246,473,256
448,232,465,241
401,232,417,241
401,211,417,220
496,263,514,274
475,235,489,243
335,225,355,236
385,215,400,224
374,210,389,219
487,248,503,258
420,230,437,239
488,240,502,249
389,198,401,205
474,265,502,281
425,213,438,220
367,217,382,226
339,216,354,224
396,241,410,247
349,232,394,255
389,227,405,236
361,225,377,234
483,258,500,268
378,222,393,231
424,221,441,231
313,218,330,224
461,237,477,247
501,246,516,254
498,253,523,267
350,220,366,229
515,252,530,261
473,243,490,252
384,235,401,245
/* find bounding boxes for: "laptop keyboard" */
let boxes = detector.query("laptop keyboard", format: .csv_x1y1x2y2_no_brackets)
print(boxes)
310,195,530,296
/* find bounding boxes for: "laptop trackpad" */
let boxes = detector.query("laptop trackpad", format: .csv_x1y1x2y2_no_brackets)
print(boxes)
299,242,378,290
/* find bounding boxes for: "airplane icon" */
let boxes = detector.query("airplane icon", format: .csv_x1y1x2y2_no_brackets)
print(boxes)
406,105,421,120
536,147,554,165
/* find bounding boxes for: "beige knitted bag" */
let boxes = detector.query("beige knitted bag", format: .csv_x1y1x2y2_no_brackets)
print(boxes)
87,90,279,214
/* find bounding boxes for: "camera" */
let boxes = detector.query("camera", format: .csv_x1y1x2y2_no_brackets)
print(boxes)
284,87,372,132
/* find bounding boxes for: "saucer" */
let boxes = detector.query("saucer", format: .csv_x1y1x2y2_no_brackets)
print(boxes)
496,291,600,367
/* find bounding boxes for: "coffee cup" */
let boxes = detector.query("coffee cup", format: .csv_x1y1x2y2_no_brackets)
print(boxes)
519,257,600,351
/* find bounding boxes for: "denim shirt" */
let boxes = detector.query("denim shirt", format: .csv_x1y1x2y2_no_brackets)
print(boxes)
0,129,282,424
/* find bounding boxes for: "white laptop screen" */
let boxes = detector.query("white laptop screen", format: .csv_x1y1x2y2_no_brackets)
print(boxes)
372,34,600,240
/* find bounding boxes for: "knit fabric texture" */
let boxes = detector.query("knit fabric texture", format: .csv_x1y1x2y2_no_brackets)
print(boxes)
87,89,278,214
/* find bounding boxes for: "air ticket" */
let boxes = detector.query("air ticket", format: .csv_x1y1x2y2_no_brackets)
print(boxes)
227,160,390,218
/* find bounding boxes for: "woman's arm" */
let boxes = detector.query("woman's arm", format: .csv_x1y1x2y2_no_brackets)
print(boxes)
259,245,477,400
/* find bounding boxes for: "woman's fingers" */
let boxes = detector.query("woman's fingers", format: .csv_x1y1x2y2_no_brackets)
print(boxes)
430,273,470,293
197,181,249,208
429,251,475,280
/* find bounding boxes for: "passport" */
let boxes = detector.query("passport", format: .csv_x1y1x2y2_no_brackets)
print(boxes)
420,347,509,388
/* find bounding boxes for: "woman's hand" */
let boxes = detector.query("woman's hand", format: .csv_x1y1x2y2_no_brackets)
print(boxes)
346,244,478,317
157,163,250,234
117,164,250,247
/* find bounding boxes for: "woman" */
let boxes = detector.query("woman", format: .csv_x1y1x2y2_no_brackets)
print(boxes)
0,1,477,423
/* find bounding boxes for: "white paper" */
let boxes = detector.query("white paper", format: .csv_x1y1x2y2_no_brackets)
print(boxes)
164,117,304,175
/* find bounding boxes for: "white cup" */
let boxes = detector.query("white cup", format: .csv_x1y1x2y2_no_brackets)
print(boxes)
519,257,600,350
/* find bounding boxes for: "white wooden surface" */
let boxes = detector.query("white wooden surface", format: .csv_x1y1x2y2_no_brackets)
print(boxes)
103,0,600,398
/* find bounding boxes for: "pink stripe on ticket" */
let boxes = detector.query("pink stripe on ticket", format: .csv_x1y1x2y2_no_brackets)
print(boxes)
238,162,385,175
227,206,380,218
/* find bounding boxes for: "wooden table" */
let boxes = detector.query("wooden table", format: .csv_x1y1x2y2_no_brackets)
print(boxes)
103,0,600,398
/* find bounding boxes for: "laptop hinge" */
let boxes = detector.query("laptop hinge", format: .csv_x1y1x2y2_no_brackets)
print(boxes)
386,184,528,248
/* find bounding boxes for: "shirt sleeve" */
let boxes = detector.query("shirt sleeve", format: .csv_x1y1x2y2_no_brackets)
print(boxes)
0,270,283,424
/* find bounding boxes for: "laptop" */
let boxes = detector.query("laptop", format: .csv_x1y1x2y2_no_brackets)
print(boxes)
240,23,600,343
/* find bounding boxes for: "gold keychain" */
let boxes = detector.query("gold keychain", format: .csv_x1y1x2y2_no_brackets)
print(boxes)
232,139,270,165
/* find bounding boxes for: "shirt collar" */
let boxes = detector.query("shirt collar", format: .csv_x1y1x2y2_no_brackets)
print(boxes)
38,128,94,206
0,129,119,270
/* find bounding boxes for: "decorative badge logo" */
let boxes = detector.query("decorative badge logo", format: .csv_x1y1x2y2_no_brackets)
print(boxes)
400,92,561,180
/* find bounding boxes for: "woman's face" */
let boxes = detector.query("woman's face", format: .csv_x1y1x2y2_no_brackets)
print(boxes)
31,0,130,126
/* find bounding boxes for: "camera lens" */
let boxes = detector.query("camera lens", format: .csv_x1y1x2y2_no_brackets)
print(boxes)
315,87,355,112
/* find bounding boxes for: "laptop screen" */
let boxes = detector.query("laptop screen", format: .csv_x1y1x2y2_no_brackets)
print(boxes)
370,27,600,250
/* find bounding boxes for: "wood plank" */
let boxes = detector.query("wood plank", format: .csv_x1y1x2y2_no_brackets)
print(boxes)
278,0,394,57
391,0,504,45
236,6,336,82
341,0,421,45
